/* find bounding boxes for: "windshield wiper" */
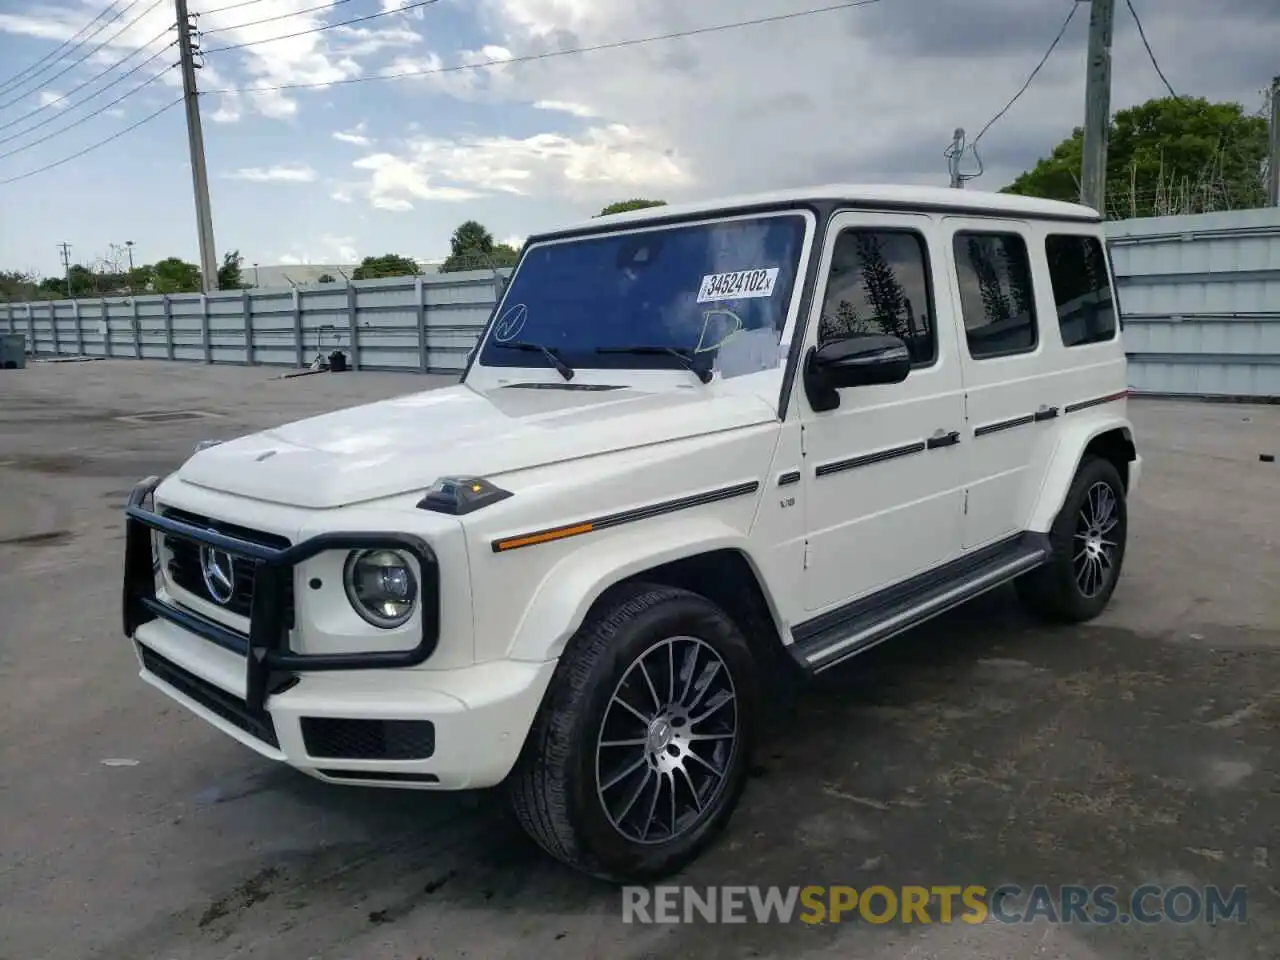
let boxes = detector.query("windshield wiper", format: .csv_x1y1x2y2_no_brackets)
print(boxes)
596,345,713,384
492,340,574,380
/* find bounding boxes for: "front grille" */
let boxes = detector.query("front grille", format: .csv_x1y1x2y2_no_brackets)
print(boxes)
139,644,280,748
300,717,436,760
161,507,295,626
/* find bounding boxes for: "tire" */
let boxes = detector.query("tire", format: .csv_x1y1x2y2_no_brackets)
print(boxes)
1016,455,1128,623
507,582,760,883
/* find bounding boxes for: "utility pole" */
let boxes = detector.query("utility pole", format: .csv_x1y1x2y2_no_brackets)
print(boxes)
1268,75,1279,207
175,0,219,291
947,128,965,188
1080,0,1116,215
57,241,72,297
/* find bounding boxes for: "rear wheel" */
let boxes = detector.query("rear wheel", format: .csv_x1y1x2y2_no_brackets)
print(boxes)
508,583,759,883
1017,455,1128,623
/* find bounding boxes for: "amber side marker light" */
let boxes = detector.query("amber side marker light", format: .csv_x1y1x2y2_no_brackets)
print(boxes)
493,522,594,552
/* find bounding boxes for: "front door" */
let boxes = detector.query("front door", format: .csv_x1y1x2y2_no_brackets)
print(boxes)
798,211,967,614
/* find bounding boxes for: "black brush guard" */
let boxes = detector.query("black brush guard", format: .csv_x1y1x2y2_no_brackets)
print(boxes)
123,476,441,712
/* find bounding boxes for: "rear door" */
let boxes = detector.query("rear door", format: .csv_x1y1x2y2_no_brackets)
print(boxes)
941,217,1057,549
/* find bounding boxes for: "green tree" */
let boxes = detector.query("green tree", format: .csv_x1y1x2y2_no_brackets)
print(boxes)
440,220,492,272
1004,95,1269,218
597,198,667,217
491,243,521,267
452,220,493,253
150,257,202,294
126,265,153,293
217,249,247,289
351,254,420,280
0,269,39,301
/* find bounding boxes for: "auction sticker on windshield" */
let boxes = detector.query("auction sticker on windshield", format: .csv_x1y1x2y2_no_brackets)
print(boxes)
696,268,779,303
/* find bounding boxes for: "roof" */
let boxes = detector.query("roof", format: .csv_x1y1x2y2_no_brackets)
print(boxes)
542,184,1099,239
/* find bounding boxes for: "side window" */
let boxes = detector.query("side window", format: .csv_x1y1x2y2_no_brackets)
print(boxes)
818,228,936,367
1045,233,1116,346
953,231,1038,359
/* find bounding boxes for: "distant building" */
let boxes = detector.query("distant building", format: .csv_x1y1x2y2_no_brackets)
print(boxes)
246,258,447,289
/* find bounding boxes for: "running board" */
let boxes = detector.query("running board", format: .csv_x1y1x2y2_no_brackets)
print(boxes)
790,532,1051,674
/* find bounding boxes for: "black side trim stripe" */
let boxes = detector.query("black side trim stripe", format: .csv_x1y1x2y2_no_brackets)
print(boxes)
1064,391,1129,414
973,413,1036,438
778,470,801,486
490,480,760,552
1034,406,1059,421
815,441,926,478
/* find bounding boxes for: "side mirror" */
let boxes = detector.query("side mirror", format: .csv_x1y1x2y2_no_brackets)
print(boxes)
803,333,911,412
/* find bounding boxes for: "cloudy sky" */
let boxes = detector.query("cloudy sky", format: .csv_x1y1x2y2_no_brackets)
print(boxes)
0,0,1274,277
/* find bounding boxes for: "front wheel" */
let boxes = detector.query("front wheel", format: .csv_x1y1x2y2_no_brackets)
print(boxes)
508,583,760,883
1016,455,1128,623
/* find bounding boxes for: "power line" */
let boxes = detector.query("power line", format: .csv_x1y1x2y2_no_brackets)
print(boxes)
0,0,168,111
199,0,274,14
972,2,1080,148
0,28,175,137
0,0,147,102
0,0,125,95
0,44,176,147
204,0,439,55
0,67,177,160
212,0,886,95
0,96,182,185
1123,0,1177,99
202,0,356,36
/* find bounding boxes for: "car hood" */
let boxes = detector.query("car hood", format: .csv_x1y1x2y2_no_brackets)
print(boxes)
175,382,778,509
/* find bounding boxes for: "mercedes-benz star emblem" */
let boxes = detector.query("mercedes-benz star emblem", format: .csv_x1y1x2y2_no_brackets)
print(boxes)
199,542,236,605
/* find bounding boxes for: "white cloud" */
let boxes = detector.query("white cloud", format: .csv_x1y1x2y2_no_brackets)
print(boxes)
333,122,372,145
331,189,354,202
350,152,482,210
210,99,242,124
183,0,426,120
533,100,597,118
36,91,66,109
274,233,361,264
381,44,517,100
225,163,319,182
348,122,689,211
426,0,1280,198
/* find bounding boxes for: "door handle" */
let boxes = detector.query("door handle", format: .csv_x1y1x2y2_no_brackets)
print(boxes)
927,429,961,449
1034,405,1060,422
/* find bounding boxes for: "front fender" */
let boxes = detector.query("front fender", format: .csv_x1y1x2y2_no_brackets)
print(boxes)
504,519,765,663
1027,412,1136,532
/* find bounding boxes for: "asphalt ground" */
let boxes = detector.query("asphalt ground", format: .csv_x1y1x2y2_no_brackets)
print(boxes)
1,359,1277,960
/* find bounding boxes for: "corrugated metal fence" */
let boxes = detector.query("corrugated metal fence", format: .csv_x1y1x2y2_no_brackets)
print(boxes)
0,268,508,374
1110,207,1280,400
3,209,1278,398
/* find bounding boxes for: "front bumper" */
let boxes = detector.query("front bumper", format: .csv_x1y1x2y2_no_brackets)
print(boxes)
123,476,555,788
133,618,555,788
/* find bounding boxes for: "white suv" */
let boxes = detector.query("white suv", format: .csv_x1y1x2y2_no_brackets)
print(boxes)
123,184,1140,882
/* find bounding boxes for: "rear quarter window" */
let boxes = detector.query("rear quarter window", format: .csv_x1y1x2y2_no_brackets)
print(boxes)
1045,234,1117,347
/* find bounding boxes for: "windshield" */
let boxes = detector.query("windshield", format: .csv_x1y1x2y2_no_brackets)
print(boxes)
477,212,809,379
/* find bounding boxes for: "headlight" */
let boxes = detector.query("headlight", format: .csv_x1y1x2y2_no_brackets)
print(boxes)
342,549,418,628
